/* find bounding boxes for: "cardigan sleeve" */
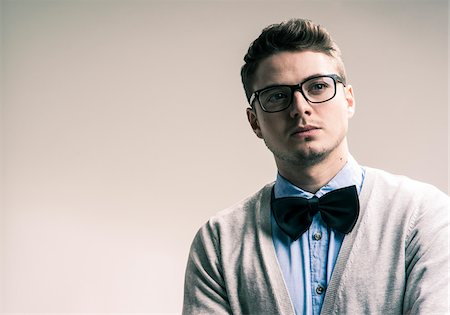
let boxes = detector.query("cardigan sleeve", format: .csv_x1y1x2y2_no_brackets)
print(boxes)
182,222,232,315
403,186,449,314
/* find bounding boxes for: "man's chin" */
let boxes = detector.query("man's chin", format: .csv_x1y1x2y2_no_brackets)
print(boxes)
292,150,328,167
267,144,329,167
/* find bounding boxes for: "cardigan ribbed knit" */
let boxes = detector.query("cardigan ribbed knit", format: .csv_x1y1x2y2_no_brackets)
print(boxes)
183,167,449,315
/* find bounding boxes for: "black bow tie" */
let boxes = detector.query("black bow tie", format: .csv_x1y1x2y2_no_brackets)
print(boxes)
271,185,360,241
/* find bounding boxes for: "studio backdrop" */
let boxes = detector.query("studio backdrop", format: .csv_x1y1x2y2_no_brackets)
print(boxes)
1,0,447,314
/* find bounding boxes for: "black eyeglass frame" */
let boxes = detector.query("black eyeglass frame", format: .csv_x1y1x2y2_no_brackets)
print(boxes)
248,74,346,113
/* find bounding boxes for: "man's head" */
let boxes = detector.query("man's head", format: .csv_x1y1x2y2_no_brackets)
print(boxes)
241,19,346,102
242,19,355,172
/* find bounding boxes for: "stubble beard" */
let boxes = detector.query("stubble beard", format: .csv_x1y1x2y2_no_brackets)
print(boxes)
264,136,344,168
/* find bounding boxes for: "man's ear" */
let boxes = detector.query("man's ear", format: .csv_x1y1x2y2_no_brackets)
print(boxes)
246,107,263,139
345,85,356,118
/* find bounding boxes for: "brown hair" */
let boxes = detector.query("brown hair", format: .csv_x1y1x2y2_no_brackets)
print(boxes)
241,19,346,102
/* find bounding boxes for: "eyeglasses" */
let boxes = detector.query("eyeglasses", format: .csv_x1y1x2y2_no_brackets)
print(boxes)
249,74,346,113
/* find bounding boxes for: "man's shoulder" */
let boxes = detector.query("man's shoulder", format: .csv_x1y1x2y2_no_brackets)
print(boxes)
364,166,446,195
208,182,274,226
189,182,274,257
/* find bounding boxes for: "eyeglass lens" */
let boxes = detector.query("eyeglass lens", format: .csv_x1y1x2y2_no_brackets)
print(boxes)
259,76,336,112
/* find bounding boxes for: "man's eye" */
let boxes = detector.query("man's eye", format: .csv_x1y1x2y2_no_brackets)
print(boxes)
267,92,288,102
306,81,329,94
311,83,326,90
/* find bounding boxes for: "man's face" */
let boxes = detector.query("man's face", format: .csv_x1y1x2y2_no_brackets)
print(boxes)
247,50,355,168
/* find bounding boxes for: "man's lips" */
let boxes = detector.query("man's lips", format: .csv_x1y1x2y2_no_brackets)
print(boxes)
290,125,321,136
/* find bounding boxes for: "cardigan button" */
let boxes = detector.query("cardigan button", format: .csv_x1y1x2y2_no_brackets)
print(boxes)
313,232,322,241
316,285,325,295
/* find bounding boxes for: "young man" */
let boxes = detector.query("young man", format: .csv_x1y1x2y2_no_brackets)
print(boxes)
183,19,449,315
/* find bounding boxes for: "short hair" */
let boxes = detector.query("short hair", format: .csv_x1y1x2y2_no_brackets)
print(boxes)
241,18,347,102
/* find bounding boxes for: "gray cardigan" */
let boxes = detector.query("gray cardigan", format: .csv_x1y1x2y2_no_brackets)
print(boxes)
183,168,449,314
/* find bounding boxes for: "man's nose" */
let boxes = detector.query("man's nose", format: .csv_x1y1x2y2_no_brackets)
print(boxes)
289,90,312,118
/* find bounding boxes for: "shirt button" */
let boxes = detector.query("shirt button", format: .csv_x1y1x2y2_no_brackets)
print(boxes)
316,285,325,295
313,232,322,241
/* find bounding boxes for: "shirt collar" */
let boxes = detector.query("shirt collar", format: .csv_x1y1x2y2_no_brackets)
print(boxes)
274,155,365,199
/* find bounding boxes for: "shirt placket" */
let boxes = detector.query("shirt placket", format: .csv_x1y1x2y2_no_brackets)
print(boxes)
309,214,329,315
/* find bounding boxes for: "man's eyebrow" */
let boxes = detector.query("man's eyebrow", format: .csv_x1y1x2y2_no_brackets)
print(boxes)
301,73,329,82
256,73,329,92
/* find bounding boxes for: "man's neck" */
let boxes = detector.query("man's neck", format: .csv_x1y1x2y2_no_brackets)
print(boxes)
276,152,349,194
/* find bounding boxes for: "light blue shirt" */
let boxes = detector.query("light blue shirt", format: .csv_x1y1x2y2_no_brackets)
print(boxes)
271,156,365,315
